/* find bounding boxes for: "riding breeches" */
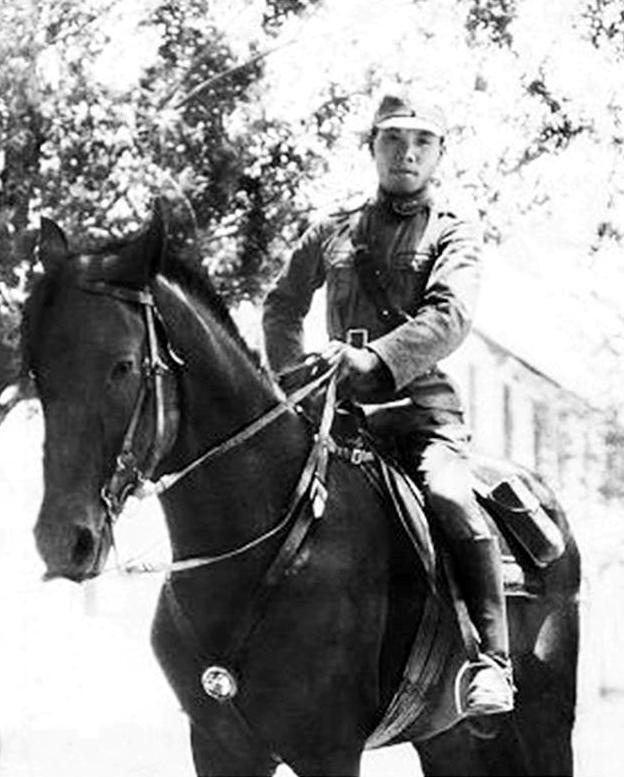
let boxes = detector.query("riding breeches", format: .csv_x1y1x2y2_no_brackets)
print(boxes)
397,418,491,542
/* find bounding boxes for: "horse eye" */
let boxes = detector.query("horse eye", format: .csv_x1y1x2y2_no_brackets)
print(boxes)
109,358,135,383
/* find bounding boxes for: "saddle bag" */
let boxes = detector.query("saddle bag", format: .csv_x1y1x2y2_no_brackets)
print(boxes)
478,475,565,568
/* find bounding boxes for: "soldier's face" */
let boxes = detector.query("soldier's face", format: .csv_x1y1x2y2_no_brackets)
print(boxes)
373,127,443,195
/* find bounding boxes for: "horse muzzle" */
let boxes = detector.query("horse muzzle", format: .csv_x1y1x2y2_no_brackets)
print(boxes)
34,500,112,583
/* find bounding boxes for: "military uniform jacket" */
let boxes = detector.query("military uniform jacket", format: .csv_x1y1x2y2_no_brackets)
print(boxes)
262,189,482,419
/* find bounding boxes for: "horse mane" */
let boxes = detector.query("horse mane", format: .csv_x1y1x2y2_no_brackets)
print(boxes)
160,248,259,367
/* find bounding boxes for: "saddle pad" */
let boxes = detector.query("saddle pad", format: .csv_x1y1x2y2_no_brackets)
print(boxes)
378,458,436,583
365,588,467,749
376,456,533,597
364,459,540,749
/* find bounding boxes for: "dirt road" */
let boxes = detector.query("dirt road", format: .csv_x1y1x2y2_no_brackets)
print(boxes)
1,403,623,776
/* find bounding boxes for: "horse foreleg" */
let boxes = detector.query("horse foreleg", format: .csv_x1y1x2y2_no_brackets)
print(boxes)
505,652,575,776
414,725,497,777
415,657,575,777
504,601,578,777
287,747,363,777
189,721,278,777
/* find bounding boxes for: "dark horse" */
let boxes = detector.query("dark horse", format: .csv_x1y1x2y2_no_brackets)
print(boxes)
24,204,580,776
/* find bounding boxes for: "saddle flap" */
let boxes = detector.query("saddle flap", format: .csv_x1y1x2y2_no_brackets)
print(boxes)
378,458,437,582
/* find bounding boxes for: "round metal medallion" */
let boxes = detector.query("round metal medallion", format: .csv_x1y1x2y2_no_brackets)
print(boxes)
200,665,238,701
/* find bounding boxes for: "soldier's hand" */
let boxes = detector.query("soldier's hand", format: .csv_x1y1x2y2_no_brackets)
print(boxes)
322,340,391,401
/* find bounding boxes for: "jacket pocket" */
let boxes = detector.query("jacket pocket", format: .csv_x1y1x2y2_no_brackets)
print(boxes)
327,264,354,309
325,247,354,270
393,249,434,273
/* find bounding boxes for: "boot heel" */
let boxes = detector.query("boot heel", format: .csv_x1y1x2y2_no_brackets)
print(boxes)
454,654,515,717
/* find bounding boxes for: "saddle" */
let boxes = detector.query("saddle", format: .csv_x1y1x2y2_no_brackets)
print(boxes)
378,453,566,594
279,361,567,747
357,438,566,748
279,358,566,590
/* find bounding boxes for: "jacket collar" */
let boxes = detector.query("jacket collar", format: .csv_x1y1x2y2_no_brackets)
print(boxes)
376,186,433,217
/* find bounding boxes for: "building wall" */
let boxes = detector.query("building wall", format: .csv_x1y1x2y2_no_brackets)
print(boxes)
248,287,619,532
443,331,610,528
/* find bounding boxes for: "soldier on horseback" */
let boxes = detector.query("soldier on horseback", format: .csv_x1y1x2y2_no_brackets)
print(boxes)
262,91,515,717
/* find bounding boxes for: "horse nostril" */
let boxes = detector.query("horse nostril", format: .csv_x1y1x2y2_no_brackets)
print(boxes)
71,526,96,569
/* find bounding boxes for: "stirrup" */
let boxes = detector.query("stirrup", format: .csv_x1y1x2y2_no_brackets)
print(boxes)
454,654,515,718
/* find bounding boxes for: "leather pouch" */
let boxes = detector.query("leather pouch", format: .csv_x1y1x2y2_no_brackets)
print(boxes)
483,475,565,568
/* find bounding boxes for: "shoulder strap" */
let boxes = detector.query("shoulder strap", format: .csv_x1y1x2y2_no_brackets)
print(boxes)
353,245,410,328
349,205,449,328
348,203,405,327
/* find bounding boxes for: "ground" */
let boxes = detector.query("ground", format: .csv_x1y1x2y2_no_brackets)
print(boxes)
1,402,623,777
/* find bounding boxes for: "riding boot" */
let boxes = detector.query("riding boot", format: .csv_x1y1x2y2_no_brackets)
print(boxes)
448,536,515,716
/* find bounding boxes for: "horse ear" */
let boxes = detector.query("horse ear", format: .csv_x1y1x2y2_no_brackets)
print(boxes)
39,218,69,272
109,201,167,287
143,198,167,277
157,192,200,269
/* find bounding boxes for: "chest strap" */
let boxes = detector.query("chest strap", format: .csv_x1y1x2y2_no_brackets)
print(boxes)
349,204,447,329
164,375,339,702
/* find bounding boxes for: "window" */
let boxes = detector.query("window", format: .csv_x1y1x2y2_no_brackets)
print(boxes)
503,383,513,460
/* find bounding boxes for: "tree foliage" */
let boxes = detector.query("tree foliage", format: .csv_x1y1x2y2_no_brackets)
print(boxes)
0,0,623,408
0,0,326,392
465,0,517,48
584,0,624,57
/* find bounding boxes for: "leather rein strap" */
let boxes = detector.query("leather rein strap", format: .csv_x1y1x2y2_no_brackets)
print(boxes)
76,276,344,750
143,361,336,503
165,374,339,676
160,373,338,757
77,278,340,575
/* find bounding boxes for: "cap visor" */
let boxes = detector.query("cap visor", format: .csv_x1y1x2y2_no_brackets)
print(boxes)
375,116,443,134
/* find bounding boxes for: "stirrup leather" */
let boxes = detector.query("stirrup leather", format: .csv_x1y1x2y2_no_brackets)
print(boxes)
454,654,515,717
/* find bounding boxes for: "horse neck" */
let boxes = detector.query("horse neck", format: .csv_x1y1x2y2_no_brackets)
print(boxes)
156,279,310,560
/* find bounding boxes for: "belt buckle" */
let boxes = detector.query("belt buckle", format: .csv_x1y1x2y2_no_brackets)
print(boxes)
347,328,369,348
350,448,364,465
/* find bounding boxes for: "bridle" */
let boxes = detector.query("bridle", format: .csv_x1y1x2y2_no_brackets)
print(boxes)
73,277,352,717
77,280,181,524
77,278,337,568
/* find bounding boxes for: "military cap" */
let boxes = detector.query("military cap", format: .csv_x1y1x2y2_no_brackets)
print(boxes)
373,93,447,136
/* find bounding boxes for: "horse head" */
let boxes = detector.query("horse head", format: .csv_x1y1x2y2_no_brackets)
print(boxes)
25,204,180,581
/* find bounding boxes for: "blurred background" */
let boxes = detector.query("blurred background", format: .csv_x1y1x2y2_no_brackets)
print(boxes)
1,0,624,774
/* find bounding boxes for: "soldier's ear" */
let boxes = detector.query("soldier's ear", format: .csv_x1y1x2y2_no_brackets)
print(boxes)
367,128,378,156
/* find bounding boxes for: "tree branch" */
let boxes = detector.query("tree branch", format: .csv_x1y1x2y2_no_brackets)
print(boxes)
167,39,295,111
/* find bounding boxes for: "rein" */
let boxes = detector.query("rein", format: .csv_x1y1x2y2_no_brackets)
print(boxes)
165,369,340,705
139,357,336,502
76,275,345,741
126,363,337,576
79,278,338,575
